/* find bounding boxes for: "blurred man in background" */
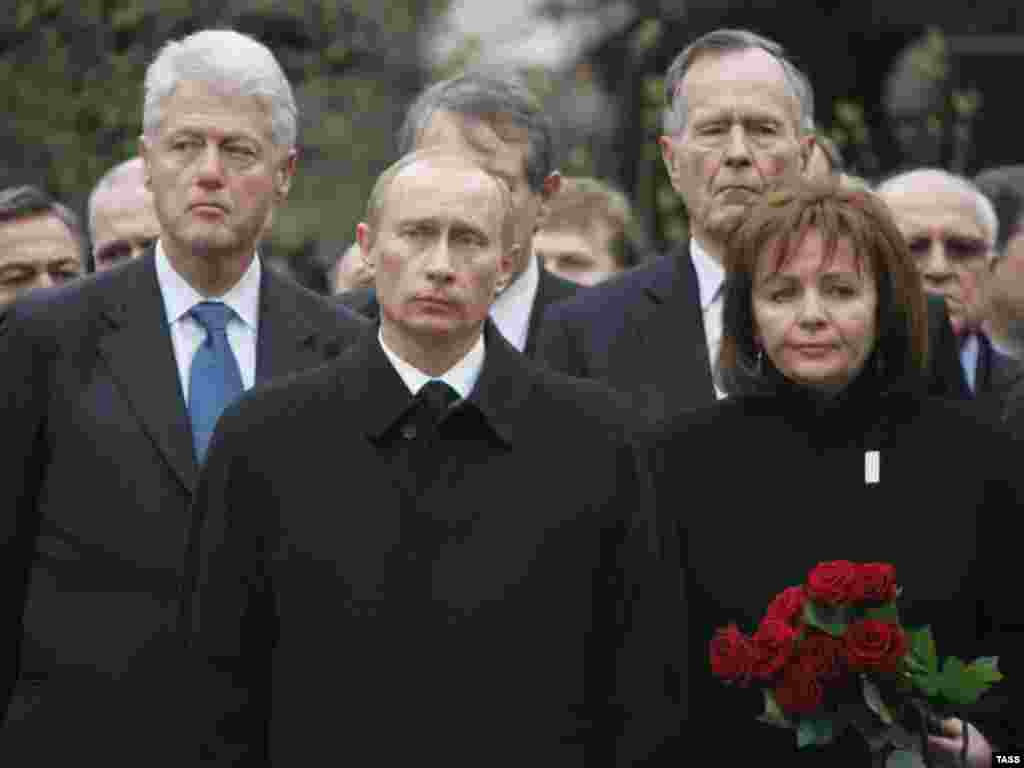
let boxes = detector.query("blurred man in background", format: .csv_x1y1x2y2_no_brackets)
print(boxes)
879,168,1023,414
338,73,581,358
0,185,84,307
974,165,1024,362
87,157,161,272
534,176,648,287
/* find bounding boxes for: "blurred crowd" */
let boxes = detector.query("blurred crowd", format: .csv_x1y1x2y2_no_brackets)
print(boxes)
1,23,1021,767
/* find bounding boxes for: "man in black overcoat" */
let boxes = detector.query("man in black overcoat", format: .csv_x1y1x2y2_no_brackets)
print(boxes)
185,149,685,765
0,29,366,759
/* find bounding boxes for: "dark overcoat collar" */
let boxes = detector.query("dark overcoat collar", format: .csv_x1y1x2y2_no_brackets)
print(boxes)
340,319,537,447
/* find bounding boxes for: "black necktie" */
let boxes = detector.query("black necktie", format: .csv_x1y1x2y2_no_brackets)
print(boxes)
418,379,460,429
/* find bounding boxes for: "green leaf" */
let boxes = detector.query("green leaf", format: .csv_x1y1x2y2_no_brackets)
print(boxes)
937,656,997,706
797,717,835,748
756,689,793,729
910,672,943,698
904,626,938,675
966,656,1003,684
862,676,895,725
864,602,900,623
802,601,851,637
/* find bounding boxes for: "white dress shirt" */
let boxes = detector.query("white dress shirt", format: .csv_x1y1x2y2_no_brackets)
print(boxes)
154,241,261,402
378,328,485,400
489,253,540,353
690,238,727,399
959,332,980,394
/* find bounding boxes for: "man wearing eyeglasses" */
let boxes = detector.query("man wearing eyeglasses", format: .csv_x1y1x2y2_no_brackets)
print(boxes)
87,156,161,272
879,168,1024,410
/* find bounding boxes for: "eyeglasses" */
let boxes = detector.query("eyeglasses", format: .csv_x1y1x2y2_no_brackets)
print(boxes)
906,235,991,263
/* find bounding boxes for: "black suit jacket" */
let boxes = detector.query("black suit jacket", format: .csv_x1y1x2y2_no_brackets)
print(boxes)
536,243,712,422
971,331,1024,422
184,322,684,766
537,243,971,422
0,251,367,757
335,258,580,358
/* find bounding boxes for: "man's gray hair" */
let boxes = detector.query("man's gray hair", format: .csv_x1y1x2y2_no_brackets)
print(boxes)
973,165,1024,256
662,28,814,137
142,29,297,147
877,168,1000,253
0,185,87,261
86,157,146,242
396,73,555,194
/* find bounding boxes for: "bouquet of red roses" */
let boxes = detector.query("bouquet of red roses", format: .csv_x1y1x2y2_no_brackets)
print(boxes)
709,561,1004,767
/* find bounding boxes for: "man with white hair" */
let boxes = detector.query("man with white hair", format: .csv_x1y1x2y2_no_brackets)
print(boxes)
0,28,366,758
537,29,814,419
878,168,1023,411
87,156,162,272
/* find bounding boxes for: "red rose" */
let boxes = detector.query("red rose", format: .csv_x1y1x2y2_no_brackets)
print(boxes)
765,586,806,626
844,619,907,672
851,563,898,603
773,656,825,714
752,618,798,680
709,624,756,684
806,560,858,605
797,631,846,680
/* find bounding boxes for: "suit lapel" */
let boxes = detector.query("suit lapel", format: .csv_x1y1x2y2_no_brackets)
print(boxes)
254,269,332,382
97,256,199,494
523,262,577,359
630,243,715,418
977,333,1024,401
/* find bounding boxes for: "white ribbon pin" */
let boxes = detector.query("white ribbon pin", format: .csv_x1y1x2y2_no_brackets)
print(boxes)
864,451,880,485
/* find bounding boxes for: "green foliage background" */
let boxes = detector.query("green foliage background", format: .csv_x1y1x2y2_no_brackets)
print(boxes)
0,0,450,283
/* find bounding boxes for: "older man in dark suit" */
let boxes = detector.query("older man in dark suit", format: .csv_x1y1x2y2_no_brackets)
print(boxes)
879,168,1024,421
338,74,580,358
537,30,966,421
0,29,366,759
185,149,684,765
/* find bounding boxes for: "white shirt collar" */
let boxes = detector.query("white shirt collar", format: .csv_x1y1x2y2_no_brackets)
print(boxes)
489,253,540,352
154,240,261,331
690,237,725,311
377,328,485,401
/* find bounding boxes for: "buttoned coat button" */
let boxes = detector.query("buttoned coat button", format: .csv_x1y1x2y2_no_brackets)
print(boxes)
401,423,417,440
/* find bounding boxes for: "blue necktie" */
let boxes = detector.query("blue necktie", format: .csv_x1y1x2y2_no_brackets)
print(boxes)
188,301,244,463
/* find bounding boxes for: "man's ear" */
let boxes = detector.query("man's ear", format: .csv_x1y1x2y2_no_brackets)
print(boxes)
798,134,814,175
495,243,519,295
355,222,374,268
659,135,682,190
534,172,562,232
275,149,299,200
138,135,152,189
